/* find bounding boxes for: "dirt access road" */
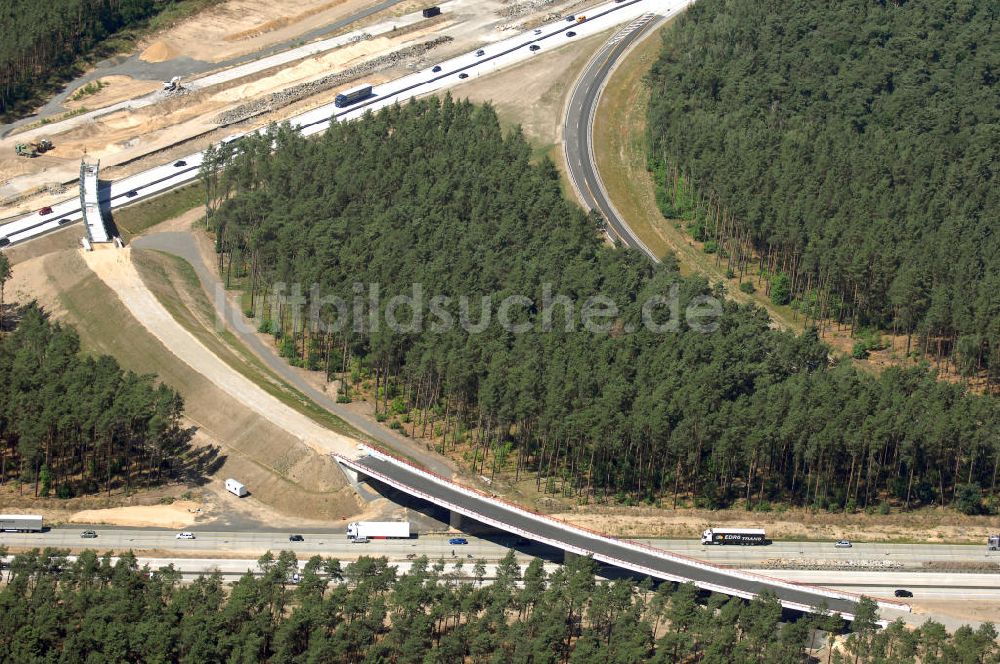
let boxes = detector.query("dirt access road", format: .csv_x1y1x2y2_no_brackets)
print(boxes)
81,245,360,462
132,231,456,479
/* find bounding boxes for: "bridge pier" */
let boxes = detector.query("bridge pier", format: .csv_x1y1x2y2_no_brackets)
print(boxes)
563,550,579,565
449,511,464,530
336,460,362,485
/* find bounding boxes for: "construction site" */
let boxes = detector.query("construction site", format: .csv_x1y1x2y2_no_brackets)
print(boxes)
0,0,594,216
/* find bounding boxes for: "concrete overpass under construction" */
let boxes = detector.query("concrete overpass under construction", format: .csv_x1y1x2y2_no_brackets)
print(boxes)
79,159,111,245
336,447,910,622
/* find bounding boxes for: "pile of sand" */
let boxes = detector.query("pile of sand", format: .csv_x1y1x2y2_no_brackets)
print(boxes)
141,41,180,63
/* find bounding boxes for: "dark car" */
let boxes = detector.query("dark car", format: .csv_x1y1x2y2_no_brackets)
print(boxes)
288,534,304,542
894,589,913,598
432,65,442,73
458,73,469,79
80,530,97,538
126,190,138,198
448,537,468,545
565,15,575,21
529,44,541,52
39,206,53,215
59,217,73,225
475,49,485,57
566,31,576,37
0,237,9,247
173,160,187,167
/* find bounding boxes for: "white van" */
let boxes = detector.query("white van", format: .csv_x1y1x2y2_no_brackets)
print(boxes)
225,478,248,497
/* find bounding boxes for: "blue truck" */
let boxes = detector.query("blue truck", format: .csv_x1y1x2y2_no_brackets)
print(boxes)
335,84,374,108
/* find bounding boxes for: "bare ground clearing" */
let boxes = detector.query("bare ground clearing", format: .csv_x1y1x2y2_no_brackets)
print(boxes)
907,600,1000,626
68,501,206,528
64,76,163,111
160,0,407,63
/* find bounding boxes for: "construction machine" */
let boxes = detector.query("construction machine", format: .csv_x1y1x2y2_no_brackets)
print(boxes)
15,143,37,157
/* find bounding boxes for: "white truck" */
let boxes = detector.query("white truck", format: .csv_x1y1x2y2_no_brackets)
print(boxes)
989,534,1000,551
225,478,248,497
0,514,44,532
347,521,411,540
701,527,767,545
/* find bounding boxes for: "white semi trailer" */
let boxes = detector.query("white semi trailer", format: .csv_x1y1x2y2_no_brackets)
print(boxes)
0,514,44,532
347,521,411,540
701,527,767,545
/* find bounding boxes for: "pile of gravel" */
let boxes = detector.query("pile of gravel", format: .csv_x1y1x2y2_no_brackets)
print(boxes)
498,0,560,19
213,36,453,127
759,558,905,571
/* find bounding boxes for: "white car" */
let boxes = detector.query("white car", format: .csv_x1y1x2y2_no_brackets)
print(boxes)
834,539,852,548
176,532,196,540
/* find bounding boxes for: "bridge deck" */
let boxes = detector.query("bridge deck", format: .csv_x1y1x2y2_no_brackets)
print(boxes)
340,450,886,620
80,161,110,243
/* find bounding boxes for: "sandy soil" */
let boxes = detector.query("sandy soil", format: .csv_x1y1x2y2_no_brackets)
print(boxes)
68,501,207,528
140,41,181,63
159,0,396,63
64,76,163,111
81,245,359,461
908,599,1000,625
6,249,72,319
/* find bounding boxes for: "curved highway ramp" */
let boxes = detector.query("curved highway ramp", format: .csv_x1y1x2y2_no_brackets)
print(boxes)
336,448,909,621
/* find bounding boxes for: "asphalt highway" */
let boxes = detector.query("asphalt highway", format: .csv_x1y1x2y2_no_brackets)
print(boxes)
2,551,991,603
563,9,683,260
2,527,996,567
0,528,508,560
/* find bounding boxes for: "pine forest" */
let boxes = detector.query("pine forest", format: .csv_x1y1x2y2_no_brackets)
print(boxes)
202,98,1000,514
646,0,999,380
3,548,999,663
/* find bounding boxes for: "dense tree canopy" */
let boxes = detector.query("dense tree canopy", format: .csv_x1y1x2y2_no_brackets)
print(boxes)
2,548,996,663
0,303,192,496
647,0,999,378
203,97,1000,513
0,0,219,117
